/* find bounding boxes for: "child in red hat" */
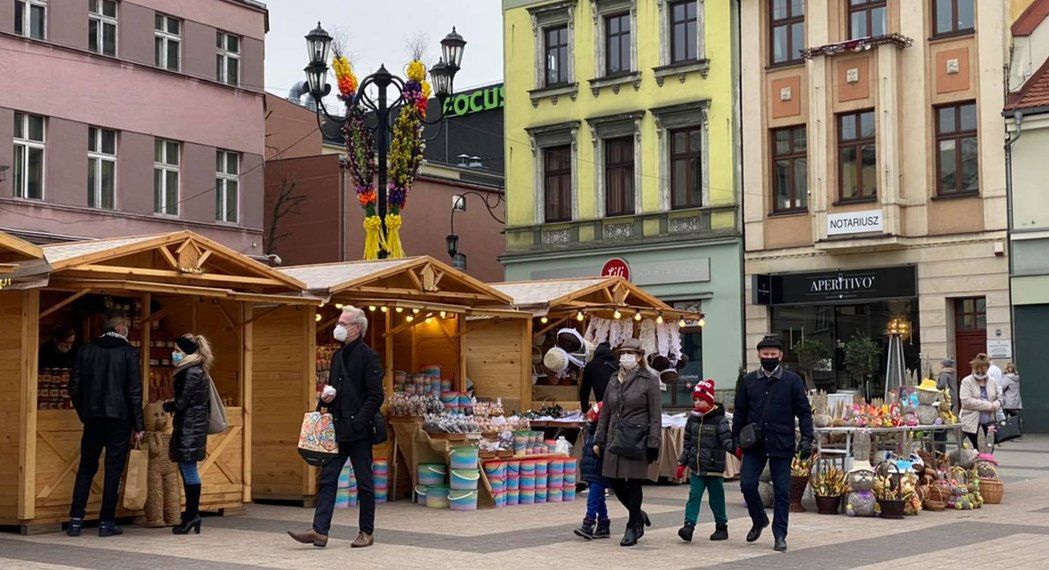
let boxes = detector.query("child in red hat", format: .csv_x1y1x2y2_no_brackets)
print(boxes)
675,379,734,542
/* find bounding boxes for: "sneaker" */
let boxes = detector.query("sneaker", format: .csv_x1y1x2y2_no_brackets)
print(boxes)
66,518,83,537
573,518,595,540
98,522,123,537
678,522,695,542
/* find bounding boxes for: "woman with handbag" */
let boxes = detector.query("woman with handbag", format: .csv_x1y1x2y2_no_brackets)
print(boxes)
959,353,1002,449
593,338,662,547
1001,363,1022,418
163,334,214,535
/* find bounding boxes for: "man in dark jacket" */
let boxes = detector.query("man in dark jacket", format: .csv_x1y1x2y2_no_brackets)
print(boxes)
67,310,144,537
289,306,384,549
732,336,813,553
580,341,615,411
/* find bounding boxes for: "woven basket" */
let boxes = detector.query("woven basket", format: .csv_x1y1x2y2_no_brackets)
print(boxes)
920,483,950,511
980,478,1004,504
789,476,809,513
814,494,842,515
878,499,905,519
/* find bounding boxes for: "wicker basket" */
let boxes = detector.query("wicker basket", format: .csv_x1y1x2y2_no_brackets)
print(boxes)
814,494,842,515
789,476,809,513
980,478,1004,504
878,499,905,519
919,483,950,511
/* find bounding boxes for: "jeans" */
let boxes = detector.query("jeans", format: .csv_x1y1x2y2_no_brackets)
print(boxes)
608,479,643,529
739,450,791,539
313,440,374,536
585,480,609,521
69,418,132,522
684,473,727,525
179,462,200,485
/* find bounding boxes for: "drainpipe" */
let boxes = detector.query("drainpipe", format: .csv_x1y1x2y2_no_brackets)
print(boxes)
339,156,348,261
1004,109,1023,361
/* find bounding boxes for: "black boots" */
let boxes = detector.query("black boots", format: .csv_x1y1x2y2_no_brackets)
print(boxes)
98,522,123,537
746,514,769,542
593,518,611,539
774,536,788,552
678,521,695,542
173,484,202,535
710,523,729,541
620,524,638,547
574,518,595,540
66,518,83,537
637,510,651,538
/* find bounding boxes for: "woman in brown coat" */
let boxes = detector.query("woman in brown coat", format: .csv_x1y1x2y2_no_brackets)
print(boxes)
593,338,662,547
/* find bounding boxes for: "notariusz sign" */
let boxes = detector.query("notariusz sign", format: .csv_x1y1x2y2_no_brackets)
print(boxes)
442,85,504,117
754,265,916,305
826,209,883,236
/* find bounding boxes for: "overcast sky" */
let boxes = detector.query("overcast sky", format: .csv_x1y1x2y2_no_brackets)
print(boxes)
263,0,504,106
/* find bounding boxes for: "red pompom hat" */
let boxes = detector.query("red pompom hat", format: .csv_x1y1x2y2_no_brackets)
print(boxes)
692,379,716,408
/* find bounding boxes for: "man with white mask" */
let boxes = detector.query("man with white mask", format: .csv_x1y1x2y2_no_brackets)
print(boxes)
289,306,384,549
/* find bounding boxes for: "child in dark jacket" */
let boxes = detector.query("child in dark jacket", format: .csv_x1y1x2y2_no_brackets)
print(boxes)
676,379,735,542
574,402,611,540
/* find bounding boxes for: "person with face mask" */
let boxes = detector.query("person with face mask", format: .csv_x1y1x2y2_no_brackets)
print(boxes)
732,336,813,553
592,338,661,547
162,334,215,535
290,306,384,549
959,353,1002,449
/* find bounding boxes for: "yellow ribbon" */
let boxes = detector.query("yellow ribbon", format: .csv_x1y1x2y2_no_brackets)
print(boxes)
384,213,405,259
363,216,383,260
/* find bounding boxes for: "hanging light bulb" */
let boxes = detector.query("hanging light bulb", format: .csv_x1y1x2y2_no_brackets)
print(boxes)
540,316,549,324
335,303,343,309
406,314,414,322
440,311,447,318
613,310,622,319
678,318,687,328
412,308,420,314
380,306,388,313
576,310,584,322
426,317,434,323
699,318,706,327
314,314,321,322
368,305,376,312
656,314,664,324
395,307,404,313
634,312,642,321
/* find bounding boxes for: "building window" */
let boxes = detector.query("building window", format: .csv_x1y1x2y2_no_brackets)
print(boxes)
88,127,116,209
669,1,698,63
154,14,181,71
838,110,876,200
771,125,808,212
847,0,887,40
216,31,241,86
670,126,702,209
954,297,986,331
14,0,46,40
13,112,45,200
933,0,974,36
88,0,118,57
604,136,634,216
543,145,572,222
770,0,805,65
936,102,978,195
153,139,180,215
605,13,631,76
544,25,570,87
215,150,239,222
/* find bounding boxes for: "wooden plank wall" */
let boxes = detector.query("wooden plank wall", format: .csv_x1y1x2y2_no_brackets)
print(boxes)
409,317,460,385
250,305,311,499
0,293,25,524
463,319,528,413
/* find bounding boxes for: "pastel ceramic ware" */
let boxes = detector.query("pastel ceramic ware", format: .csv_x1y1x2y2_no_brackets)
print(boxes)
563,473,576,486
483,461,507,478
562,487,576,502
507,474,520,490
450,469,480,491
549,459,565,474
494,491,506,508
375,489,388,503
426,486,450,508
415,485,428,504
547,487,563,502
548,473,564,488
519,475,536,490
535,488,547,503
490,477,506,493
535,474,547,489
448,490,478,511
519,489,535,504
450,446,480,470
536,461,548,475
564,459,577,474
418,463,447,486
372,459,389,475
507,461,520,475
520,460,537,475
506,489,519,505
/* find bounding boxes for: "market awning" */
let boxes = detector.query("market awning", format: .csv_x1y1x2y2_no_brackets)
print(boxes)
489,276,702,320
0,230,50,289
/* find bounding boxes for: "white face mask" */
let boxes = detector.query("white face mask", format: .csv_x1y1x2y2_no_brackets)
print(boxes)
333,324,349,343
620,353,639,370
973,373,987,380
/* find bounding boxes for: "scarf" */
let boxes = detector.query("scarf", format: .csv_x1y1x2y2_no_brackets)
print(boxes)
101,330,128,342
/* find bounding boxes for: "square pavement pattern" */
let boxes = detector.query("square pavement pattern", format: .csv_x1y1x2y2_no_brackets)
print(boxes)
3,436,1049,569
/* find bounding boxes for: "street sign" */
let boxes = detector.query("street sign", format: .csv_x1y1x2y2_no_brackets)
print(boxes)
601,258,630,280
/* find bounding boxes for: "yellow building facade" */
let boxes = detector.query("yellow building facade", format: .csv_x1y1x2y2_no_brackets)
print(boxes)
501,0,744,402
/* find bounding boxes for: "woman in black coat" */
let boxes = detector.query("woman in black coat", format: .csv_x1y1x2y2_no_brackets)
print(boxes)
163,333,213,535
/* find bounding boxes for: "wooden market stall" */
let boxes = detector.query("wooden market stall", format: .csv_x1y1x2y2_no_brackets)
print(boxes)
0,231,314,533
250,255,529,504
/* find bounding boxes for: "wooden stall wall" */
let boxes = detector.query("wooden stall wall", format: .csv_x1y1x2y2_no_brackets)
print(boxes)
409,317,461,388
251,305,315,501
463,318,531,413
0,292,29,524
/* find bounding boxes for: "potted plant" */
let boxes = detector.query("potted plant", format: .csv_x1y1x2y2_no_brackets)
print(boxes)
791,338,831,390
844,334,880,400
789,452,815,513
872,463,907,519
810,459,848,514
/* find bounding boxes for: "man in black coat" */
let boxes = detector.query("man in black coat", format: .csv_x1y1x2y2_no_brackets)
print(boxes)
289,306,384,549
580,342,615,411
66,310,144,537
732,336,813,553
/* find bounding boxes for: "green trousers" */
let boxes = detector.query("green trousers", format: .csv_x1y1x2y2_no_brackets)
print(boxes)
684,472,727,525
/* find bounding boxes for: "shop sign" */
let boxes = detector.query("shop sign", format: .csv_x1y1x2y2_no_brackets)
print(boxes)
442,85,504,117
827,209,883,236
602,258,630,280
0,277,11,290
757,265,917,305
987,339,1012,359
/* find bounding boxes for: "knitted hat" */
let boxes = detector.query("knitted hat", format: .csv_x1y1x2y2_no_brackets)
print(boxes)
692,379,716,407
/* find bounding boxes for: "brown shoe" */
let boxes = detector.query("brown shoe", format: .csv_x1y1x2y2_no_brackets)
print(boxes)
287,529,328,548
351,532,374,548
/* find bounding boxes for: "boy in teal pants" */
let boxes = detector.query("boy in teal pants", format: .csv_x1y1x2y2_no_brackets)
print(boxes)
676,379,735,542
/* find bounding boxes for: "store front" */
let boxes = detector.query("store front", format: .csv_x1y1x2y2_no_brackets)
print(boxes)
754,265,919,396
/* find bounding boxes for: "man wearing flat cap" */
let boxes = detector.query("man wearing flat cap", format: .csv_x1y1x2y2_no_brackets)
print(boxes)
732,336,813,553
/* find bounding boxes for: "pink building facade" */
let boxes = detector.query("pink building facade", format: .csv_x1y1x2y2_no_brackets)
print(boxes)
0,0,268,254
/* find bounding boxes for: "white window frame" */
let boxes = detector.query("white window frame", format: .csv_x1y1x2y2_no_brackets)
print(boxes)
154,14,182,71
530,1,577,90
89,0,118,57
13,112,46,200
154,139,180,216
88,126,117,210
15,0,47,40
591,0,638,78
526,121,580,224
216,31,241,86
652,101,710,211
215,149,240,223
587,111,644,219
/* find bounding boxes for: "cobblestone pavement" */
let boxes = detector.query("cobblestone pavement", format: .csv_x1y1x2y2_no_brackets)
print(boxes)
2,435,1048,569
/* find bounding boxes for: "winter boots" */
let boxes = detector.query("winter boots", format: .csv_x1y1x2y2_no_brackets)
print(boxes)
710,523,729,541
574,518,595,540
678,521,695,542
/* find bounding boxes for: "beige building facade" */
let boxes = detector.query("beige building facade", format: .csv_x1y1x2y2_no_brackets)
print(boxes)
740,0,1011,391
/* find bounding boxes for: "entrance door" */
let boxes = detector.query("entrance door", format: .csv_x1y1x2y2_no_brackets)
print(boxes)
953,297,987,379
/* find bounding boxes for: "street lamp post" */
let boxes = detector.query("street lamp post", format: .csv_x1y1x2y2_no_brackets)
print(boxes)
303,22,466,258
446,191,505,266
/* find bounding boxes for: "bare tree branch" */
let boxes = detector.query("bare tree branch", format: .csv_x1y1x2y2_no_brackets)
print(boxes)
265,174,308,255
405,30,429,61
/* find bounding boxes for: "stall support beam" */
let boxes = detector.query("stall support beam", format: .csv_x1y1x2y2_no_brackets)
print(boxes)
384,309,394,395
39,289,91,319
18,290,40,520
240,303,253,503
303,306,318,497
141,294,152,402
520,317,532,410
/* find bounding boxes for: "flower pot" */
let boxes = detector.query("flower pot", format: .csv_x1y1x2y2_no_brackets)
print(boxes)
789,476,809,513
814,494,842,515
877,499,905,519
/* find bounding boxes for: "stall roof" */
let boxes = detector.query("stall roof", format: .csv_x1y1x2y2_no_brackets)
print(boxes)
0,231,44,262
0,231,49,287
490,276,701,318
281,256,514,307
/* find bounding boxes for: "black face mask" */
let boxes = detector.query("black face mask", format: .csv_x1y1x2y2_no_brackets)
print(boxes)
760,358,780,373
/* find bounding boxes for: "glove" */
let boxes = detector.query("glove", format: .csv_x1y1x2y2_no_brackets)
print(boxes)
797,443,813,460
646,447,659,464
675,464,687,480
734,447,743,460
162,401,175,413
593,444,602,457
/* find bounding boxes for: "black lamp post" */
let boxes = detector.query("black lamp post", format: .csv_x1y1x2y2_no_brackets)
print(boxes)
446,191,504,265
304,22,466,258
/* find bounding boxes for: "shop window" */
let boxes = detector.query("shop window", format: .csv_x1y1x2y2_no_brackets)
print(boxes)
933,0,974,36
955,297,986,331
670,126,703,209
88,126,117,209
604,136,635,216
935,102,978,196
770,0,805,65
153,138,180,215
543,145,572,222
13,112,45,200
669,0,698,63
89,0,118,57
771,125,808,212
544,25,570,87
838,110,876,201
217,31,241,86
154,13,181,71
847,0,887,40
14,0,46,40
215,150,239,223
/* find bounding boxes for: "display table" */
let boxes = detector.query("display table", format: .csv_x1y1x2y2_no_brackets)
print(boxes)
813,424,964,471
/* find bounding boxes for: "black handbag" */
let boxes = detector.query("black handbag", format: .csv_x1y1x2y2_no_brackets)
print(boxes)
994,414,1022,444
739,378,780,450
609,422,647,459
371,411,388,445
